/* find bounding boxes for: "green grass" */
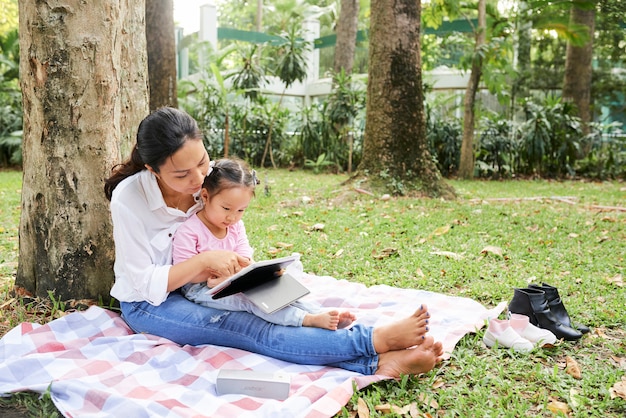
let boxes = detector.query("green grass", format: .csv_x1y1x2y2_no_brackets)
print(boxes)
1,168,625,417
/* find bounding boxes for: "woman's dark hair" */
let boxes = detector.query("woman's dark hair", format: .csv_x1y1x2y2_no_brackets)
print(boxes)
104,107,202,200
203,158,259,200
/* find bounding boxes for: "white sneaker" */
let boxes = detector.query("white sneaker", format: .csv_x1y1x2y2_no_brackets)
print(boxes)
509,313,557,346
483,318,534,353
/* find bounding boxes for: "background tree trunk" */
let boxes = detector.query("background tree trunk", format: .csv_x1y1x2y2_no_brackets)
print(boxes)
458,0,486,180
333,0,359,77
16,0,149,302
562,3,595,137
146,0,177,111
358,0,452,197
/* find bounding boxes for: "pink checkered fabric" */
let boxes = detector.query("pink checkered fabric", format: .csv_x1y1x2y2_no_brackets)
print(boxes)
0,274,505,417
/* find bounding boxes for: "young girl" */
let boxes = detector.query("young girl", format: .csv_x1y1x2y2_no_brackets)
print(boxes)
172,158,355,330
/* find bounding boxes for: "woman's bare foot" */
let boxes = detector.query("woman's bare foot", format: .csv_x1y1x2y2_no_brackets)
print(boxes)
337,311,356,329
372,305,431,353
303,310,341,330
375,336,444,378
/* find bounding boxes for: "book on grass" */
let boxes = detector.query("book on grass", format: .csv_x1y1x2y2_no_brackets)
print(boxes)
206,255,310,314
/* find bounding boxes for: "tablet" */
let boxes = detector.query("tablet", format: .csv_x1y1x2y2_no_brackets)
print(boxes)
207,255,300,300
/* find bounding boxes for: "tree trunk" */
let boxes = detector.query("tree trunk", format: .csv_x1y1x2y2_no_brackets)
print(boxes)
562,4,595,137
16,0,149,302
333,0,359,77
458,0,486,180
358,0,452,198
146,0,177,111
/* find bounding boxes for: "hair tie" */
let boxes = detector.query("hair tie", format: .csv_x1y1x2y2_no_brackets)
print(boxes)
206,160,216,177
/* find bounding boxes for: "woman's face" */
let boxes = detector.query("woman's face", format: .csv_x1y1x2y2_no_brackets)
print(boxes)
150,139,210,195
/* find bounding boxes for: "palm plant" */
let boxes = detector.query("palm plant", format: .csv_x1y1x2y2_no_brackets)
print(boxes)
260,22,309,168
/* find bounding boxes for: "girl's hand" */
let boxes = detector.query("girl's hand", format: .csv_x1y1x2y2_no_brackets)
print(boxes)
202,251,251,287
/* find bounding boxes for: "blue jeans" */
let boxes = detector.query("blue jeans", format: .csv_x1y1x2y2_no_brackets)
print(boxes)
120,291,379,374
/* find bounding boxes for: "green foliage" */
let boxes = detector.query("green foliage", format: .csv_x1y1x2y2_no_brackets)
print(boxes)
518,96,582,177
476,111,515,178
426,102,462,177
272,23,308,88
0,28,22,167
576,121,626,180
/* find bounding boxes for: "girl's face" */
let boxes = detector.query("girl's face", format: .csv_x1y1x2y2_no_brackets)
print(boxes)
148,139,210,195
199,186,254,236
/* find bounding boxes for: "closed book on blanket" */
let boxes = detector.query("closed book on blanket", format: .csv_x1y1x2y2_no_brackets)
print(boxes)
206,255,310,314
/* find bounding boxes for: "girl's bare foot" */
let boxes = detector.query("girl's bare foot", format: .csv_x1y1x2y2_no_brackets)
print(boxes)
372,305,431,353
375,336,444,378
303,310,340,330
337,311,356,329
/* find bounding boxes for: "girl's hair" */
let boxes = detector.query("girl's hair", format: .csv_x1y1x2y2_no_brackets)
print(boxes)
104,107,203,201
203,158,259,200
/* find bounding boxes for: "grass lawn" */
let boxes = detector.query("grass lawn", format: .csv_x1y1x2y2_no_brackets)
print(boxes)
1,168,625,417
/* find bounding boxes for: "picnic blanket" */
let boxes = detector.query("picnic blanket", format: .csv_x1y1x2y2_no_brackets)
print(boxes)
0,274,506,417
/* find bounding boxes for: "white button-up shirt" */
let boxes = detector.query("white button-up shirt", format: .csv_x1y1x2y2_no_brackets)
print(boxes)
109,170,202,305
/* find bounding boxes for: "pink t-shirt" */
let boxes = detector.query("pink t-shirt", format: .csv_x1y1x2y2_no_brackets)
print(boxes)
172,213,254,265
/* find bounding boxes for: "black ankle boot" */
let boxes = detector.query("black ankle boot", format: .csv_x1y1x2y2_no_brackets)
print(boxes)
508,287,582,341
529,283,590,334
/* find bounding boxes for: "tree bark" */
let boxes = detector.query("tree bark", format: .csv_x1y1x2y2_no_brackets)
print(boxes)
333,0,359,77
146,0,177,111
358,0,452,198
562,3,595,136
17,0,149,302
458,0,486,180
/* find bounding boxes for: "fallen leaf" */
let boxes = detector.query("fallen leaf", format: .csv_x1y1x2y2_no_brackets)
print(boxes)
334,249,344,257
418,393,439,409
310,223,325,231
565,356,582,379
568,233,579,238
610,376,626,400
607,274,623,287
569,388,580,408
374,404,409,414
433,225,450,236
431,251,464,260
275,242,293,249
480,245,503,257
547,399,570,414
431,378,445,389
415,268,425,278
267,247,281,255
357,398,370,418
372,248,399,260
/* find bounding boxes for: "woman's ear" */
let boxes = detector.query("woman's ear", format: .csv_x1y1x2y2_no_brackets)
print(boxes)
145,164,159,178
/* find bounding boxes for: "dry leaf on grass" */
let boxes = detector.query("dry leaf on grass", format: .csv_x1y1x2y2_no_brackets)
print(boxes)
374,403,410,414
565,356,582,379
606,274,623,287
372,247,399,260
275,241,293,249
430,251,463,260
357,397,369,418
433,225,450,236
418,393,439,409
610,376,626,400
480,245,503,257
547,399,570,414
310,223,325,231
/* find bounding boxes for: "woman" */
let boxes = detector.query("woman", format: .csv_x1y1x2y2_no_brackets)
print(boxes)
104,107,443,377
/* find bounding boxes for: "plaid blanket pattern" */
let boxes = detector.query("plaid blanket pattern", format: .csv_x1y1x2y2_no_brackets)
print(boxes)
1,274,506,417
